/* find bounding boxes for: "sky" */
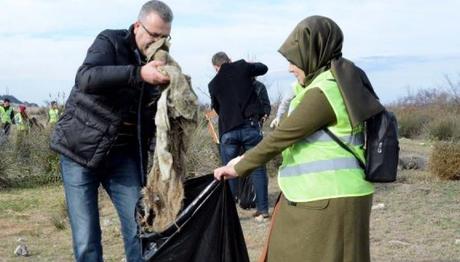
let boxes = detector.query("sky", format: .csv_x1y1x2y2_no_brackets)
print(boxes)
1,0,460,105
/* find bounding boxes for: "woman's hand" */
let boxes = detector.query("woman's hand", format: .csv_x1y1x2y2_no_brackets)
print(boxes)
214,155,244,180
226,155,243,167
214,166,238,181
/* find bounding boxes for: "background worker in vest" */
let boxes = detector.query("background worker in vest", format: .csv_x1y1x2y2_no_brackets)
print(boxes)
14,105,30,158
0,98,15,136
215,16,383,261
14,105,30,133
47,101,60,125
208,51,270,220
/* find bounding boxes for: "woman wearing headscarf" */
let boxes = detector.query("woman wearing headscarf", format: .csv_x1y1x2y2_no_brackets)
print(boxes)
214,16,384,261
14,105,31,158
14,105,30,134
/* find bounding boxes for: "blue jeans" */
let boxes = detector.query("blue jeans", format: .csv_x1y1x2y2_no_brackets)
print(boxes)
220,121,269,214
60,148,142,262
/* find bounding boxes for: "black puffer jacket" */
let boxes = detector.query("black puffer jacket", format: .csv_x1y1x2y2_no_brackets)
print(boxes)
50,26,160,169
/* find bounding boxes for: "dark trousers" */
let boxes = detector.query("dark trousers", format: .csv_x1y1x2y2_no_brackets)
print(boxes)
2,123,11,136
220,121,268,214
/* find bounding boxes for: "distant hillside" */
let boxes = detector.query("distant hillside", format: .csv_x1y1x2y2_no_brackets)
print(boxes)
0,95,39,107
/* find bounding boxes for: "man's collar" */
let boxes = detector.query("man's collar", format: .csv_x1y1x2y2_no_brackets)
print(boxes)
126,25,138,51
126,24,146,64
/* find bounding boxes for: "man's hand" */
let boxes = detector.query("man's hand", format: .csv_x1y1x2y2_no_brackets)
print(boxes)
270,117,280,129
140,60,170,85
214,166,238,181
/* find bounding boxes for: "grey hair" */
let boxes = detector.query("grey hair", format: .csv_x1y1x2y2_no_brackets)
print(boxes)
212,52,231,66
138,0,173,23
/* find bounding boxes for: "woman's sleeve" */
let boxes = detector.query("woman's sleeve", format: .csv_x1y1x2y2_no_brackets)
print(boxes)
234,87,336,177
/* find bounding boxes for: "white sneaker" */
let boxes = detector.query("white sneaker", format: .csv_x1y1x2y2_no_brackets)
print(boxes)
254,214,270,222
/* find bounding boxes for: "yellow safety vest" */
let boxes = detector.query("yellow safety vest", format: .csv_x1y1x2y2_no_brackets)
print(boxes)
14,113,28,131
279,70,373,202
1,106,13,124
49,108,60,123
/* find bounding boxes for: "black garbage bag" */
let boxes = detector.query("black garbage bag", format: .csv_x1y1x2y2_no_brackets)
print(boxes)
237,176,256,210
137,174,250,262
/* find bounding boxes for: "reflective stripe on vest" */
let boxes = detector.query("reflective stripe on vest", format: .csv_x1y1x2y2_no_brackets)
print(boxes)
302,129,364,146
279,157,361,177
278,70,373,202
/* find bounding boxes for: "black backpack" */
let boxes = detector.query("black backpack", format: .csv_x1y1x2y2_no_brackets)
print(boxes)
325,109,399,182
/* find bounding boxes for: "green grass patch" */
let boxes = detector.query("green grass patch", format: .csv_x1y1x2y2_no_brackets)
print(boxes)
0,196,39,214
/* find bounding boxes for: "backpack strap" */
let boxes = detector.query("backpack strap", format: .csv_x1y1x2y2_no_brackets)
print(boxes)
323,128,366,170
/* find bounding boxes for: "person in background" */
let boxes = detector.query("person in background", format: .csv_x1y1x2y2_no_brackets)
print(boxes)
0,98,15,135
14,105,30,133
49,1,173,261
47,101,60,125
269,83,295,128
253,78,271,126
208,51,270,220
14,105,30,158
214,16,384,261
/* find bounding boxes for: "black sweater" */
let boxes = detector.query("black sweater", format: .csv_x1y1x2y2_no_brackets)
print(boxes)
208,60,268,137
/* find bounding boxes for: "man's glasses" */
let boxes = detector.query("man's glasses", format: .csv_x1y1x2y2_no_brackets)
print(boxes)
141,23,171,41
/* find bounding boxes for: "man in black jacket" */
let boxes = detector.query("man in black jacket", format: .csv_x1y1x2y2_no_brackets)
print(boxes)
208,52,270,219
50,1,172,261
253,79,271,125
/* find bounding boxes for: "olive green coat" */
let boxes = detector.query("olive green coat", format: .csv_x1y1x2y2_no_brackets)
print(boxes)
267,194,372,262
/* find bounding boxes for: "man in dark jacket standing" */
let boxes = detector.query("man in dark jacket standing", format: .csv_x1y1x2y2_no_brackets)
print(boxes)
208,52,270,219
253,79,271,125
50,1,172,261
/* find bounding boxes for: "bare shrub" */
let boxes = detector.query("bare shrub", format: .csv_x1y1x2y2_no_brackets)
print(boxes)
396,110,431,138
185,113,220,176
390,83,460,141
0,137,19,187
0,125,61,188
392,88,451,108
429,141,460,180
0,139,12,189
425,115,460,141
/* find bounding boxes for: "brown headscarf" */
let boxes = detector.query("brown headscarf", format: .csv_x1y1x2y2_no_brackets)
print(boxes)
278,15,384,127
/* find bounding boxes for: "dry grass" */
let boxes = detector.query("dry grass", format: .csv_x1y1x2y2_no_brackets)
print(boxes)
0,186,126,261
369,139,460,261
49,199,68,231
0,126,60,189
429,141,460,180
0,139,459,261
